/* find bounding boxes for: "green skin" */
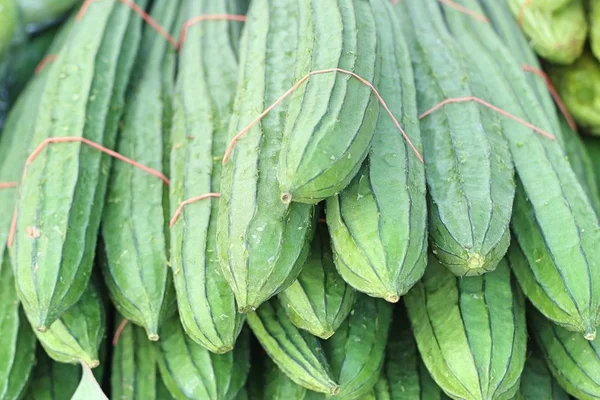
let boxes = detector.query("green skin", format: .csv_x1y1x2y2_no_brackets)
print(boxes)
480,0,600,213
326,0,427,301
276,0,379,204
506,0,587,64
216,0,314,313
549,51,600,136
592,0,600,62
529,306,600,399
277,226,356,339
33,282,105,368
101,0,178,342
395,0,514,276
156,313,250,400
324,294,392,400
246,300,339,395
0,0,17,58
405,255,527,400
0,252,37,400
169,0,245,353
584,136,600,192
518,347,569,400
13,2,142,330
25,346,81,400
111,317,160,400
17,0,78,33
384,307,450,400
447,0,600,339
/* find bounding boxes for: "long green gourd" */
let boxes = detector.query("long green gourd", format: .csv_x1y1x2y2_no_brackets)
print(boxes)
479,0,600,213
101,0,178,342
277,225,355,339
33,282,105,368
276,0,379,204
323,294,392,400
0,253,36,400
405,255,527,400
443,0,600,339
263,358,327,400
13,0,144,330
584,137,600,192
325,0,427,301
529,306,600,399
111,316,161,400
169,0,246,353
394,0,514,276
0,21,73,400
246,300,339,395
217,0,314,313
384,307,449,400
518,347,569,400
24,347,81,400
156,313,250,400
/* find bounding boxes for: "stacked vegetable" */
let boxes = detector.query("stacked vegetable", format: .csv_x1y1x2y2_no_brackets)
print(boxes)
0,0,599,399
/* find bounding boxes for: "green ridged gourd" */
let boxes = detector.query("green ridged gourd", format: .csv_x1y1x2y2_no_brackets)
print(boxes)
326,0,427,301
276,0,379,204
263,358,326,400
505,0,587,65
481,0,600,210
442,0,600,340
277,225,356,339
169,0,247,353
518,346,569,400
111,316,163,400
323,294,392,399
246,300,339,395
156,313,250,400
32,281,104,369
217,0,315,313
529,307,600,399
100,0,178,342
383,306,450,399
0,253,36,400
405,255,527,400
12,0,146,330
24,347,81,400
394,0,515,276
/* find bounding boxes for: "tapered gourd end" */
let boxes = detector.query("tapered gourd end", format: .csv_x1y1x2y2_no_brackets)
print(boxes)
35,325,49,333
147,333,160,342
330,385,341,396
281,192,293,204
315,328,336,340
238,305,258,314
384,293,400,303
212,345,235,354
87,359,100,369
584,330,597,341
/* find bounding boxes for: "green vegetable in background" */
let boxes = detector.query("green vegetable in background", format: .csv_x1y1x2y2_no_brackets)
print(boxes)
17,0,80,34
549,51,600,135
0,0,18,58
507,0,587,64
591,0,600,62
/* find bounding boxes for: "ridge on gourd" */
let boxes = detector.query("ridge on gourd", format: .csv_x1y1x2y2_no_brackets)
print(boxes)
24,346,82,400
276,0,379,204
169,0,246,353
0,252,37,400
479,0,600,213
217,0,315,313
529,306,600,399
13,1,143,330
246,299,339,395
404,255,527,400
263,358,327,400
444,0,600,340
323,293,392,399
385,305,450,400
156,313,250,400
518,345,569,400
277,224,356,339
326,0,427,302
32,281,105,369
101,0,178,343
394,0,514,276
111,316,161,400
